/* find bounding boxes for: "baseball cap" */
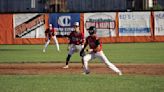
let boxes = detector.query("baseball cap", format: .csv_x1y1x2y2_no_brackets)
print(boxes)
74,22,79,26
49,24,53,27
87,26,96,30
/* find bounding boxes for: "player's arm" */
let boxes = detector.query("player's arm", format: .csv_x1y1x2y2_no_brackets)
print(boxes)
53,28,57,36
95,38,100,46
80,40,88,57
81,37,89,51
45,29,49,41
50,29,55,36
93,45,101,52
93,38,102,52
80,33,85,45
67,32,72,51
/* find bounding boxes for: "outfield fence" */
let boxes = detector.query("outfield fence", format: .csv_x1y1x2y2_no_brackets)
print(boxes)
0,11,164,44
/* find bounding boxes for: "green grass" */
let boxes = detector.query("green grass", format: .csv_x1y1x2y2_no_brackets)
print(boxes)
0,74,164,92
0,43,164,92
0,43,164,63
104,43,164,63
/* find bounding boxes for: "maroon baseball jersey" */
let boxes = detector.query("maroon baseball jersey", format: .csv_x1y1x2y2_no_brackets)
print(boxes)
69,31,84,45
86,35,102,52
45,28,56,39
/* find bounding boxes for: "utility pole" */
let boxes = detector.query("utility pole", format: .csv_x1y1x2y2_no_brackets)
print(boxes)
55,0,58,12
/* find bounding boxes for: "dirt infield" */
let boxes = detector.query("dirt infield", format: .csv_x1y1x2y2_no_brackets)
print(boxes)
0,63,164,76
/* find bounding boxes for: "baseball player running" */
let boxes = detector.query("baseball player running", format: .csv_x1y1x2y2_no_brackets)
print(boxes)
80,26,122,75
43,24,60,52
63,22,84,69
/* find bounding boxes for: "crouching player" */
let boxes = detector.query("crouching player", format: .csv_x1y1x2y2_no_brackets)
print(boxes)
80,26,122,75
63,22,84,69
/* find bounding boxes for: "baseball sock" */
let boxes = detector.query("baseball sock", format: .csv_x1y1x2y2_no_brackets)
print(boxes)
44,40,50,51
66,54,71,65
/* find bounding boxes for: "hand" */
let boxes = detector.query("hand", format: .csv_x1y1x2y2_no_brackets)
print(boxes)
45,38,48,42
93,46,101,52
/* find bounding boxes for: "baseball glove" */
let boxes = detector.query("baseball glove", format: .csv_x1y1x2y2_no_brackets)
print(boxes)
80,49,85,57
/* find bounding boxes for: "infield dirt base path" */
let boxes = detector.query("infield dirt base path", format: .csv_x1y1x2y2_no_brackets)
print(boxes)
0,63,164,76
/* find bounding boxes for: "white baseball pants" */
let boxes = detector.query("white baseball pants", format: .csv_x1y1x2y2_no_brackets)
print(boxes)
68,44,83,55
44,36,60,51
83,51,121,74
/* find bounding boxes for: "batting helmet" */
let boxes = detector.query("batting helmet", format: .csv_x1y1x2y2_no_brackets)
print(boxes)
87,26,96,35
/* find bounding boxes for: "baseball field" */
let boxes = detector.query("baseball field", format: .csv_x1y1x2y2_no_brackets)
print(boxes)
0,43,164,92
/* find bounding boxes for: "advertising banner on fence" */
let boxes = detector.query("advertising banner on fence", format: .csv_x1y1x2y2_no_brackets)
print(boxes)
84,13,116,37
119,12,151,36
13,13,45,38
154,12,164,36
49,13,80,37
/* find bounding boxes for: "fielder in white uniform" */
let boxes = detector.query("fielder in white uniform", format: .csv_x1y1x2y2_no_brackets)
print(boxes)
80,26,122,75
43,24,60,52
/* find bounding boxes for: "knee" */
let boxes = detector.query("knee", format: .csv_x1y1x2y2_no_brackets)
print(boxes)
47,39,50,42
83,56,88,63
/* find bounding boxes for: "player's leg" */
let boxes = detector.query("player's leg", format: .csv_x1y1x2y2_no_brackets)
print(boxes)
43,39,50,52
63,45,75,68
96,51,122,75
63,54,71,68
77,45,84,67
52,36,60,51
83,53,94,74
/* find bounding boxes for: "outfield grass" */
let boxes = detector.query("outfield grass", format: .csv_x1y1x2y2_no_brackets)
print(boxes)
0,43,164,92
0,74,164,92
0,42,164,63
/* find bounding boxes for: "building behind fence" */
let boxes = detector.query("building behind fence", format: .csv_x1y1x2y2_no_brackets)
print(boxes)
0,0,164,13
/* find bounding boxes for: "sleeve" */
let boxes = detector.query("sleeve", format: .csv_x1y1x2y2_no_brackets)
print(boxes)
80,33,84,44
68,32,72,44
95,38,100,46
68,32,72,39
51,29,55,36
93,38,102,52
45,29,48,33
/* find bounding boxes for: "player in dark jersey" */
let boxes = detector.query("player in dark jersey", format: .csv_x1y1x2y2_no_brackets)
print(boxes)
63,22,84,69
80,26,122,75
43,24,60,52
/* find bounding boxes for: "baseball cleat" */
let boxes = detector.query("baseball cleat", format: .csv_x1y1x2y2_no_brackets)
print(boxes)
43,49,45,53
82,72,86,75
63,65,69,69
82,70,90,75
118,72,122,76
57,50,60,52
82,72,90,75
